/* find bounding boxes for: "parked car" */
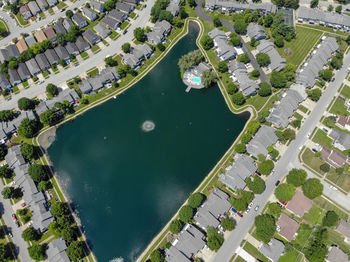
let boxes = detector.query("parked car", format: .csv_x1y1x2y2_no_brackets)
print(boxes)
281,201,287,206
237,212,243,217
8,231,13,238
231,207,237,213
330,185,338,191
275,180,280,186
254,205,259,211
15,221,20,227
11,214,17,221
312,148,318,153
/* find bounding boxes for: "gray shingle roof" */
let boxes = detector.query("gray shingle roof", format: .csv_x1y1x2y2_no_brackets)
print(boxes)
91,0,105,13
65,42,80,55
94,23,111,38
8,69,21,85
35,53,50,71
205,0,277,13
25,58,40,76
247,23,266,40
330,128,350,151
259,238,285,262
257,40,286,71
6,44,20,58
75,36,90,52
27,1,40,14
47,238,70,262
82,29,101,45
62,18,74,32
0,73,10,89
54,22,67,35
116,2,134,13
228,60,259,96
54,45,69,60
44,48,59,65
17,63,31,80
82,6,97,21
72,13,87,28
101,16,120,29
246,125,278,158
25,35,37,47
108,9,127,22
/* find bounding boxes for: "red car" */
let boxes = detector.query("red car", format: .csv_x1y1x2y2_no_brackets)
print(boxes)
237,212,243,217
281,201,288,206
11,214,17,221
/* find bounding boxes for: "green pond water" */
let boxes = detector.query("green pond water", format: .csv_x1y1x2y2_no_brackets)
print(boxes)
48,22,248,261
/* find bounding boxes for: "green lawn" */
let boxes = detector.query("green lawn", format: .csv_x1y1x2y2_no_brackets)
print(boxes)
243,241,269,262
39,12,46,19
110,30,119,40
326,169,350,193
42,71,49,78
80,52,89,60
87,68,99,78
15,13,29,26
298,105,308,114
48,8,54,15
328,229,350,256
22,81,29,88
91,45,100,53
341,85,350,99
329,97,349,116
291,223,313,248
301,148,327,175
312,128,333,148
299,24,349,37
56,1,67,9
0,19,8,38
120,21,129,30
276,26,322,67
303,205,325,224
12,85,20,94
294,112,303,121
129,12,136,19
313,196,349,220
278,249,303,262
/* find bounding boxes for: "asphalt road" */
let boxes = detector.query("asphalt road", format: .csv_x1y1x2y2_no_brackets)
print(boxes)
213,50,350,262
0,0,155,111
0,0,85,46
194,0,270,83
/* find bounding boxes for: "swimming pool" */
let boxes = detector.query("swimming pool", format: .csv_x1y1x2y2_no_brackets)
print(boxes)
189,74,201,83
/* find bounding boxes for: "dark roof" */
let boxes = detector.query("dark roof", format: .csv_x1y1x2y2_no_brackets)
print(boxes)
35,53,50,70
123,0,139,4
44,49,59,65
17,63,31,80
65,42,79,54
25,58,40,75
0,73,10,89
6,44,20,58
101,16,120,29
54,22,67,35
75,36,90,52
54,45,69,60
8,69,20,85
108,9,127,22
116,2,134,13
82,29,101,45
72,13,87,26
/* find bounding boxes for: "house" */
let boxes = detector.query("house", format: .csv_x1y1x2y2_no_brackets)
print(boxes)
91,0,105,13
266,83,307,128
146,20,172,45
286,189,313,217
78,79,93,94
44,49,59,65
329,128,350,151
219,154,256,190
72,13,88,28
124,0,139,5
336,220,350,239
35,53,50,71
28,1,41,15
208,28,236,61
25,35,37,47
46,238,70,262
65,42,80,56
44,26,56,41
6,44,20,58
123,44,153,68
0,73,11,90
54,22,67,35
247,23,266,41
297,37,338,88
257,40,286,71
36,0,48,11
25,58,40,76
0,49,9,63
46,0,58,7
94,23,111,38
228,60,259,96
246,125,278,158
276,214,299,242
194,188,231,229
17,63,31,80
259,238,285,262
165,224,206,262
327,246,348,262
166,0,180,16
101,16,120,30
8,69,21,85
336,115,350,131
205,0,277,14
123,53,139,69
62,18,74,32
108,9,128,23
54,45,70,61
16,38,28,54
19,5,32,20
34,30,47,43
75,36,90,52
82,29,101,45
116,2,134,13
321,147,350,168
82,7,97,21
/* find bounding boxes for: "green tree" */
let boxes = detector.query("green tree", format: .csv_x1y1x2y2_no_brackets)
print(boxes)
328,4,334,11
201,35,214,50
235,143,246,153
158,10,173,23
56,32,66,45
226,83,238,95
178,50,203,73
270,71,287,88
207,226,224,251
67,241,85,261
237,53,250,64
22,227,41,241
18,119,39,138
28,164,47,182
179,205,194,223
213,17,221,27
258,82,272,97
46,83,58,97
66,10,73,18
231,92,246,105
234,19,247,34
105,57,118,67
134,27,146,42
62,227,76,243
319,69,333,82
336,5,342,13
1,187,14,199
202,70,217,88
188,192,205,208
275,183,295,202
51,202,70,218
267,202,282,217
0,165,13,179
0,145,7,161
286,168,307,187
250,69,260,78
302,178,323,199
221,218,235,231
0,110,17,122
310,0,318,8
38,180,52,191
40,108,60,126
283,128,296,141
291,119,301,128
241,133,252,144
256,53,270,67
20,143,35,160
169,219,183,234
307,88,322,102
230,33,241,46
188,0,196,7
122,43,131,53
104,0,115,11
254,214,276,243
324,116,336,128
246,176,266,194
274,35,284,47
8,60,18,70
18,97,34,110
157,42,165,52
231,191,254,212
28,244,46,261
264,14,274,27
257,160,274,175
150,249,164,262
322,211,339,227
218,61,228,73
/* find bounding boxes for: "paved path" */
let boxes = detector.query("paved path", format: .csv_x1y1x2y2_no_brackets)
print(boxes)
0,0,155,111
213,49,350,262
0,0,85,46
194,0,270,83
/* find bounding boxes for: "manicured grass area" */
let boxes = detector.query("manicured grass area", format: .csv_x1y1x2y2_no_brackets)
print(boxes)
298,104,308,114
299,24,349,37
15,13,29,26
313,196,349,220
110,30,120,40
102,39,109,46
91,45,100,53
329,97,349,116
243,241,269,262
303,205,325,224
232,256,245,262
276,26,322,67
52,66,59,73
12,86,19,94
294,112,303,121
301,148,327,175
129,12,136,19
291,223,313,247
326,169,350,192
328,229,350,256
278,249,303,262
312,128,333,148
87,68,99,78
42,71,49,78
39,12,46,19
48,8,54,15
120,21,129,30
341,85,350,99
56,1,67,9
80,52,89,60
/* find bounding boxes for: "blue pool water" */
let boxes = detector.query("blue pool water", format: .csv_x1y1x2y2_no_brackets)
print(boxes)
191,75,201,83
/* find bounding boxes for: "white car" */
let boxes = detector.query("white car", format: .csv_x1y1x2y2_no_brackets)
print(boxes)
248,202,254,209
254,205,259,211
330,185,338,191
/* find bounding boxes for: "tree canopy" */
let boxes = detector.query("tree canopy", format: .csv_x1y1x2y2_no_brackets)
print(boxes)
202,70,217,88
322,211,339,227
234,19,247,34
221,218,235,231
258,82,272,97
20,143,35,160
302,178,323,199
207,226,224,251
267,202,282,218
46,83,58,97
169,219,183,234
307,88,322,102
28,164,48,183
231,190,254,212
188,192,206,209
179,205,194,223
235,143,246,153
256,53,270,67
201,35,214,50
257,160,274,175
237,53,250,64
246,176,266,194
254,214,276,243
270,71,287,88
133,27,146,42
275,183,296,202
231,92,246,105
40,108,60,126
18,119,39,138
67,241,85,261
286,168,307,187
22,227,41,241
178,50,203,73
28,244,46,261
18,97,35,111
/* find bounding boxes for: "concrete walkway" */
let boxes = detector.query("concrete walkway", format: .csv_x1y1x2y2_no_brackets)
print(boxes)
236,246,257,262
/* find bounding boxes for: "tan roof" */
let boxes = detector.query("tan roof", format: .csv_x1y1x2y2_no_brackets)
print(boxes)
327,246,348,262
336,220,350,239
321,147,348,168
16,38,28,53
286,189,313,217
44,26,56,40
337,116,350,128
34,30,47,42
276,213,299,242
